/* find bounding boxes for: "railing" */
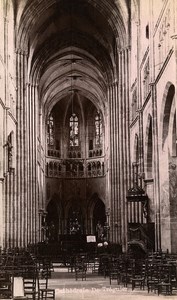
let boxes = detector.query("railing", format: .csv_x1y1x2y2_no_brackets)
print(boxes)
46,156,105,178
128,223,155,252
47,149,60,158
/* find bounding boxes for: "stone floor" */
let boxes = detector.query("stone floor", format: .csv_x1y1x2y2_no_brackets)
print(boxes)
47,266,177,300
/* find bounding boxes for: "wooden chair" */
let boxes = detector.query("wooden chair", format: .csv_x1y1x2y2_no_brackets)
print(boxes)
110,272,119,285
170,264,177,294
23,277,36,300
157,264,172,296
146,262,159,293
119,258,133,287
0,272,13,299
109,263,120,285
92,259,100,275
37,269,55,300
75,263,87,281
131,260,146,291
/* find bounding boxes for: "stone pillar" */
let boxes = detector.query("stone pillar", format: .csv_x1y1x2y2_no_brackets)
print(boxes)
107,47,130,251
118,48,131,252
26,82,40,244
4,174,9,248
148,0,161,251
16,50,23,247
110,83,114,242
118,51,123,246
38,210,43,242
31,84,35,243
124,47,131,250
26,82,30,245
107,84,112,240
108,82,117,242
121,49,127,252
34,84,39,244
4,169,15,249
16,46,40,247
114,81,120,244
150,82,161,251
0,179,4,248
16,49,29,247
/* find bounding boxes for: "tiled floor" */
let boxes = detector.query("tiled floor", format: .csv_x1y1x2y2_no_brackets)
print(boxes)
48,267,177,300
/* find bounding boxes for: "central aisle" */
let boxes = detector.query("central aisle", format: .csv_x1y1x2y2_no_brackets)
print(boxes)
47,266,173,300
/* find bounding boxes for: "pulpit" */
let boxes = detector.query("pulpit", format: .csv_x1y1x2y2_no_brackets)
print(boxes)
127,185,155,255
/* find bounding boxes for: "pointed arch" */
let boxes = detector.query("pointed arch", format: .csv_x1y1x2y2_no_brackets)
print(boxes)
159,82,175,152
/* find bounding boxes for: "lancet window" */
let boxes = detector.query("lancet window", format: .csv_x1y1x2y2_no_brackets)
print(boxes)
47,113,54,146
95,112,102,146
69,113,79,147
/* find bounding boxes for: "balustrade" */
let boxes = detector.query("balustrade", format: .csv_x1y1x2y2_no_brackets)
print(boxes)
46,157,105,178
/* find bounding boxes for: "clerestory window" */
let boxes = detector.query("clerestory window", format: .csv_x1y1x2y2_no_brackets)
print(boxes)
47,113,54,146
69,113,79,147
95,112,102,146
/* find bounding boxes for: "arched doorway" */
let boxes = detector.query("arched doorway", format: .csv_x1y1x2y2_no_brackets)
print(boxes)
92,198,106,238
160,83,177,252
46,198,60,242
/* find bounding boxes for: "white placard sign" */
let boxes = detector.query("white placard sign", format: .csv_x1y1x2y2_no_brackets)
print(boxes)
87,235,96,243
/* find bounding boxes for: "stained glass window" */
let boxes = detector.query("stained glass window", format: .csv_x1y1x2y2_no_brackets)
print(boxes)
95,112,102,145
69,113,79,147
47,114,54,146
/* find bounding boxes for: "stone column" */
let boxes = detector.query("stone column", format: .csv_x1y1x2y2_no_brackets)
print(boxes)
16,49,28,247
108,82,117,242
118,48,131,252
114,81,120,244
107,47,130,250
29,82,33,244
0,179,4,248
118,50,123,246
150,82,161,251
124,47,131,249
4,174,9,248
108,80,120,244
31,84,35,243
26,82,40,244
26,82,30,245
34,84,39,244
121,49,127,252
38,210,43,242
107,84,112,240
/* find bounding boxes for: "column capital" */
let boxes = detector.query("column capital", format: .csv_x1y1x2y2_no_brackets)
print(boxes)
15,48,28,56
118,45,131,54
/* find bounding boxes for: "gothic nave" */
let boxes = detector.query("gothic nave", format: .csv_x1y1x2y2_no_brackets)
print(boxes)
0,0,177,258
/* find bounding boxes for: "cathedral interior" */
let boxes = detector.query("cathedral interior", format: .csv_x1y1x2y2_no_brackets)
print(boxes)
0,0,177,300
0,0,177,297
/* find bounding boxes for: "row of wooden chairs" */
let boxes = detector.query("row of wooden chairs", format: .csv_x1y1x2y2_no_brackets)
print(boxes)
0,269,55,299
0,249,55,299
107,256,177,296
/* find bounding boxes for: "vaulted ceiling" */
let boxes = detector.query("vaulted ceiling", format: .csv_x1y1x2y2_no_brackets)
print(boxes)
16,0,129,114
